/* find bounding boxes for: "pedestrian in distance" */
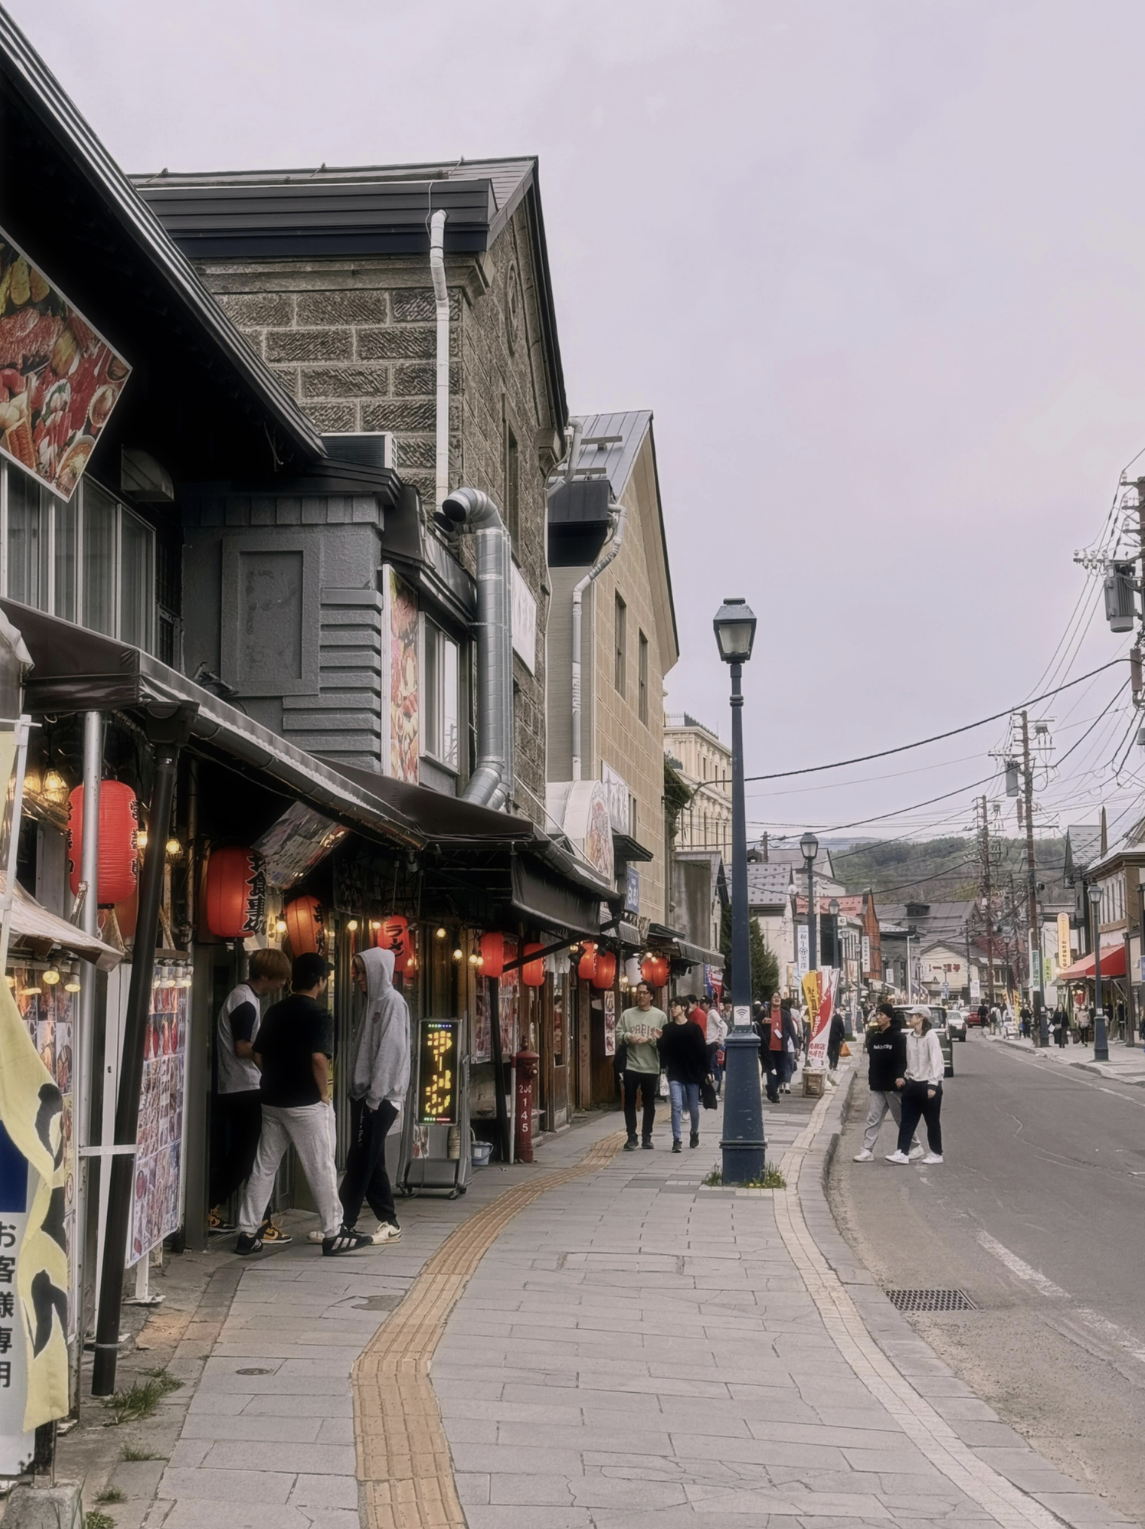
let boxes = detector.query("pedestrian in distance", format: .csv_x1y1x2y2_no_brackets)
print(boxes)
1052,1004,1068,1048
853,1001,920,1162
705,995,727,1097
617,981,666,1150
887,1005,944,1166
826,1006,846,1086
977,1001,988,1030
335,946,411,1246
662,998,709,1151
760,993,784,1104
686,993,709,1048
1019,1002,1031,1040
208,947,293,1241
236,954,372,1256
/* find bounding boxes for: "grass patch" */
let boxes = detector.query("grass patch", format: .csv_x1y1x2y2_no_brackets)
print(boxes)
95,1489,125,1505
122,1445,166,1462
703,1164,787,1189
86,1513,116,1529
106,1370,182,1425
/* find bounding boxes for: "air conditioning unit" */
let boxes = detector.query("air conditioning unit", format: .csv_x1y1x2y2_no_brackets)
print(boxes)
320,431,395,470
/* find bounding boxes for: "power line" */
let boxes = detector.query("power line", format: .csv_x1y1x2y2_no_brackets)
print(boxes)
743,659,1124,784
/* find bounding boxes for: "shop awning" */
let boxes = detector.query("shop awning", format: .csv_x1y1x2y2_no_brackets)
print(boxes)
1056,941,1126,981
511,856,601,938
645,921,724,969
327,761,535,847
5,879,122,970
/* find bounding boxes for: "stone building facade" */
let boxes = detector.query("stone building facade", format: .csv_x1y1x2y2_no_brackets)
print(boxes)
139,160,566,825
664,713,733,858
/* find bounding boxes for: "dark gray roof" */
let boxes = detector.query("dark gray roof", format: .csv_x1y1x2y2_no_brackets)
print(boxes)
1064,823,1103,873
747,862,793,907
758,845,836,878
879,901,974,939
0,10,323,472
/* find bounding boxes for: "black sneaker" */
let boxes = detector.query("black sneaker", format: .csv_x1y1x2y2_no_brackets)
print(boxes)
208,1207,236,1235
690,1131,700,1148
322,1228,373,1257
642,1138,654,1150
235,1232,263,1256
623,1137,639,1152
671,1140,682,1153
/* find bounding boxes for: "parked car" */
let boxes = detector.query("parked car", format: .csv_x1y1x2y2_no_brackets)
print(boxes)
894,1005,954,1078
946,1009,968,1042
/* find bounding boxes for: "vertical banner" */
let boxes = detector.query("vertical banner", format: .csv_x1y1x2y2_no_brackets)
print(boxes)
796,925,809,978
382,566,419,783
805,968,838,1071
1057,913,1071,973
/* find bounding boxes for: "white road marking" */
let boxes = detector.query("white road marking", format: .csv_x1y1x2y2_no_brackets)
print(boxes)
977,1229,1145,1366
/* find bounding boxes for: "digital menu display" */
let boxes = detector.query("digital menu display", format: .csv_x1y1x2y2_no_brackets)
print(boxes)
418,1019,458,1124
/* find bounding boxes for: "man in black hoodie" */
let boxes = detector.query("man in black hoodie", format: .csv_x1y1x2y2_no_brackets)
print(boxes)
853,1001,918,1162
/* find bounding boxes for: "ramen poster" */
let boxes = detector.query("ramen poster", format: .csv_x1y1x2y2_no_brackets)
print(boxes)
128,981,188,1266
0,227,131,500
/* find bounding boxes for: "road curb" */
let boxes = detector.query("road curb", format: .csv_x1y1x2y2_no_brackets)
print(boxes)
800,1065,1135,1528
986,1030,1145,1088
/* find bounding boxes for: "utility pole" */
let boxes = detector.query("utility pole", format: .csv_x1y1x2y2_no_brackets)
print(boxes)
1021,710,1048,1046
977,795,997,1008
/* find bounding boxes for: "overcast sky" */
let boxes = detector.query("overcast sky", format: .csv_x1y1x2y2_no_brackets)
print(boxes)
12,0,1145,847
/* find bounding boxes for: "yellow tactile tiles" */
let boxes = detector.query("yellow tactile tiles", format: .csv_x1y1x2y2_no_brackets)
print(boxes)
352,1131,626,1529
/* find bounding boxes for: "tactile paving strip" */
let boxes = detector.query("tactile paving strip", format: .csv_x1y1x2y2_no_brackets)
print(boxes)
352,1130,627,1529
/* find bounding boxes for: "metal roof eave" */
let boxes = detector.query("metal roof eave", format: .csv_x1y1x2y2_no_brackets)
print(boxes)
0,12,325,465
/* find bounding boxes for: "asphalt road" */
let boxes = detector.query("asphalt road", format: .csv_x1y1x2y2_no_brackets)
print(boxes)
829,1031,1145,1525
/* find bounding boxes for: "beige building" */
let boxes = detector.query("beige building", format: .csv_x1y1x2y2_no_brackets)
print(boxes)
664,714,732,859
546,412,677,921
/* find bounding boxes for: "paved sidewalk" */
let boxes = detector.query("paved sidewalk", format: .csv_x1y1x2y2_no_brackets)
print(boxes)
433,1074,1136,1529
985,1028,1145,1085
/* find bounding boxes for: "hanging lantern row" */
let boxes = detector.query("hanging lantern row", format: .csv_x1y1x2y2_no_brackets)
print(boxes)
67,781,140,907
285,895,326,956
522,943,546,987
205,847,267,939
375,914,417,974
640,953,670,989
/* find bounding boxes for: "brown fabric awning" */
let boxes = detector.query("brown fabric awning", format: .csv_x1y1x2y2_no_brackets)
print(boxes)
326,761,535,848
5,879,122,970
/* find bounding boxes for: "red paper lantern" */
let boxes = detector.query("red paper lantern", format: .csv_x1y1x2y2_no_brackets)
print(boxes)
376,915,411,965
577,941,598,982
641,954,670,989
67,782,139,906
522,942,546,987
205,847,266,939
479,932,506,979
591,950,617,990
285,895,325,956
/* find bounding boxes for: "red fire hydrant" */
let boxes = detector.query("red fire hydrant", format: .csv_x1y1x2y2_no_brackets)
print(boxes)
514,1050,539,1163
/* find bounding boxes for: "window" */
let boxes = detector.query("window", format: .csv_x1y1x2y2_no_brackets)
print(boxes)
638,631,648,724
422,618,459,771
0,463,156,649
505,423,519,543
614,593,626,696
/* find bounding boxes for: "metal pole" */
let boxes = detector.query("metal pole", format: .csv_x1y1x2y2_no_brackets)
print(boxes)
720,660,765,1184
73,711,102,1406
92,705,195,1396
1092,890,1109,1062
1021,711,1047,1045
806,856,816,973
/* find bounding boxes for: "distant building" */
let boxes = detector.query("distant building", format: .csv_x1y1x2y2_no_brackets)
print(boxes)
664,713,731,858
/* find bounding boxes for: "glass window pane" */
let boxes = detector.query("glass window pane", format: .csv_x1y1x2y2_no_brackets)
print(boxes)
120,510,154,651
442,635,458,770
423,621,439,759
54,496,78,622
82,480,117,636
7,467,49,610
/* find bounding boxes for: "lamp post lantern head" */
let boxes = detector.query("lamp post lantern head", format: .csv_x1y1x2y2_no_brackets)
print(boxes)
1088,883,1102,908
800,831,818,865
713,597,757,665
828,898,840,916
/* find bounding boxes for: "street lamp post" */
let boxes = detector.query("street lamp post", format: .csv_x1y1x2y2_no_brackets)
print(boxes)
1089,883,1108,1062
713,597,765,1184
801,831,818,975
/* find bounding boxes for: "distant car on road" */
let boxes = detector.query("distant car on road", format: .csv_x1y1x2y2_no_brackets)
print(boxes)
946,1009,968,1042
893,1005,955,1078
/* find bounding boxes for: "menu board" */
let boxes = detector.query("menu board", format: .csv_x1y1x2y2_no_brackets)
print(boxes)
13,970,75,1336
417,1020,458,1125
129,983,187,1266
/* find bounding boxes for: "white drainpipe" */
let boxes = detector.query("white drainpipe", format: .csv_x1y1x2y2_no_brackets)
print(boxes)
571,497,626,781
429,209,449,509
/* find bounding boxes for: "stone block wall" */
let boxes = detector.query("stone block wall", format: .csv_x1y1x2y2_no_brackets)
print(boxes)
194,202,561,822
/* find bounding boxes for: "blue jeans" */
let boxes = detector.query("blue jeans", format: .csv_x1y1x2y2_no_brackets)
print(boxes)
669,1080,700,1141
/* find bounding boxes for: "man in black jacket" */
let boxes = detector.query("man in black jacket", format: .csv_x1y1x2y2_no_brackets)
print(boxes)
853,1001,918,1162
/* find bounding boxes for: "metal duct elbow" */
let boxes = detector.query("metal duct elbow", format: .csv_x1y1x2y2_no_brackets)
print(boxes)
442,487,515,811
429,209,450,511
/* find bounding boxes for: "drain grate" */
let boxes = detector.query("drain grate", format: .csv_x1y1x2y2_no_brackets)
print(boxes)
887,1288,977,1313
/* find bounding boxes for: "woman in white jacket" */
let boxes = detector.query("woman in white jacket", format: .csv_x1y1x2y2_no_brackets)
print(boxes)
886,1007,944,1165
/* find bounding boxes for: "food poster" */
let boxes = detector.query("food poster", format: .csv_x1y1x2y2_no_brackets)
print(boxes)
13,970,76,1337
0,228,131,500
603,990,616,1057
128,982,188,1266
386,567,419,783
474,981,492,1063
498,964,518,1058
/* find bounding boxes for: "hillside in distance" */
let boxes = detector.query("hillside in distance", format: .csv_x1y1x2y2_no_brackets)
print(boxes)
836,835,1067,904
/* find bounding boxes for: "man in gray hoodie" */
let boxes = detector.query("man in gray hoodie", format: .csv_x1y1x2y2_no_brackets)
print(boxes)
338,946,411,1244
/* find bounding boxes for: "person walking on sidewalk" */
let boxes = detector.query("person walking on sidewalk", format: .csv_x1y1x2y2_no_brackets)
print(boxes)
853,1001,919,1161
208,947,292,1240
887,1005,944,1166
662,998,708,1151
826,1007,846,1084
1019,1002,1032,1039
617,981,666,1150
1052,1004,1068,1047
236,954,371,1257
336,946,411,1245
706,996,727,1097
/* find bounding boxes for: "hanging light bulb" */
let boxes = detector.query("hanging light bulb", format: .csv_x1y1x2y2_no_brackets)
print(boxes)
275,918,287,935
370,919,381,931
165,837,183,859
42,965,60,986
136,829,149,852
347,919,359,932
468,951,479,965
63,965,81,994
452,947,463,962
42,769,68,806
435,926,447,940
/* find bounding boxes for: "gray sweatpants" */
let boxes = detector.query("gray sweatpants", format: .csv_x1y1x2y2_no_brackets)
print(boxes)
239,1102,342,1237
862,1089,918,1154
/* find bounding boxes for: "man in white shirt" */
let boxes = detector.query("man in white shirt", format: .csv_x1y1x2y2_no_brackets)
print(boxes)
209,947,291,1237
705,1000,728,1097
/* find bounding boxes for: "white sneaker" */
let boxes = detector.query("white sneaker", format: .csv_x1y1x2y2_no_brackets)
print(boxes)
852,1150,874,1162
885,1150,910,1165
908,1144,925,1160
306,1229,325,1244
921,1153,944,1165
366,1223,402,1245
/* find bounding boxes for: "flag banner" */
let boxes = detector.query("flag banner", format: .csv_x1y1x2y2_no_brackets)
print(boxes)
806,968,838,1071
0,981,69,1432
